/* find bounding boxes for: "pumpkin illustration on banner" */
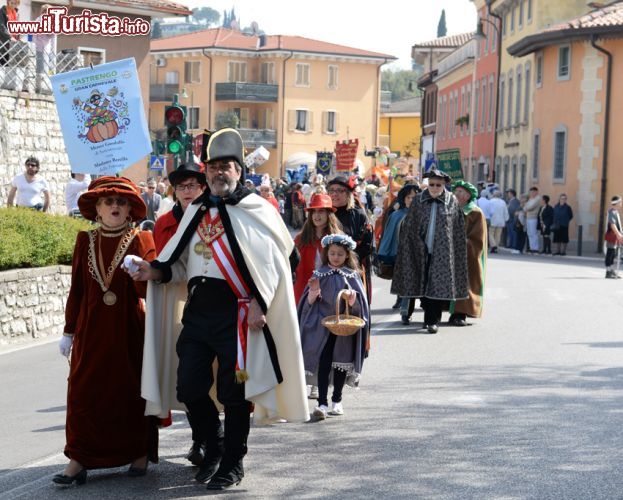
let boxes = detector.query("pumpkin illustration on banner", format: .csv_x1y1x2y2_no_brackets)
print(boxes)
73,87,129,144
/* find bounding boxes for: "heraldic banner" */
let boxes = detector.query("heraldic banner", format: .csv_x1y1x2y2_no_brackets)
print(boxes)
316,151,333,175
335,139,359,172
51,58,152,175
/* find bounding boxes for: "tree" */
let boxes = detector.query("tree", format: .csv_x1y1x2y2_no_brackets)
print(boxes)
381,69,422,102
150,20,162,39
223,9,229,27
192,7,220,26
437,9,447,38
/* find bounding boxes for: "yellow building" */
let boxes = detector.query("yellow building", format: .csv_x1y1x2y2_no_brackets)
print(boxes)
379,97,422,167
491,0,588,194
149,28,395,177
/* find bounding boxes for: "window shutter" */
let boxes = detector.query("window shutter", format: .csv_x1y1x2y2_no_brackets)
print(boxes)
242,63,247,83
184,61,190,84
288,110,296,131
335,112,340,132
240,108,249,128
267,108,274,129
322,111,328,133
307,111,313,132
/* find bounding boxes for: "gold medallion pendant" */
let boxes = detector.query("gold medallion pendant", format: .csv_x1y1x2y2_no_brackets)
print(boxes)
203,247,213,260
103,290,117,306
194,242,206,255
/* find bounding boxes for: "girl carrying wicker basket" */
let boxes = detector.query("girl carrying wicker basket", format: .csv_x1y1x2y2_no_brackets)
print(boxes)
297,234,370,420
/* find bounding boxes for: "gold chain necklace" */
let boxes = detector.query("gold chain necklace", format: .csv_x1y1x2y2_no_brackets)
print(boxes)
87,228,137,305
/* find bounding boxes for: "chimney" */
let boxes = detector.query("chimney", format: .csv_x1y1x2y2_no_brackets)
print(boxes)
259,34,267,48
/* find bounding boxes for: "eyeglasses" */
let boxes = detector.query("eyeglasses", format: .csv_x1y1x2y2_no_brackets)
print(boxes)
328,188,347,195
102,197,128,206
428,183,444,188
147,186,156,190
175,183,200,192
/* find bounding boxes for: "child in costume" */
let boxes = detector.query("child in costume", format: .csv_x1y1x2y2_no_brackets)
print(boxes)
298,234,370,420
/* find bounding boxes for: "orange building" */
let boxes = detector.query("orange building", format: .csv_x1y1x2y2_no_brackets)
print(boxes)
509,2,623,250
149,29,395,177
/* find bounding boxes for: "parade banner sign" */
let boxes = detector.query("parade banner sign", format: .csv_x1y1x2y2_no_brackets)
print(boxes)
435,148,464,181
335,139,359,172
51,58,151,175
316,151,333,175
286,165,308,183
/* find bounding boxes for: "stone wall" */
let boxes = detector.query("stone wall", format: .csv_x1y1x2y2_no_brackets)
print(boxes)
0,266,70,346
0,89,71,214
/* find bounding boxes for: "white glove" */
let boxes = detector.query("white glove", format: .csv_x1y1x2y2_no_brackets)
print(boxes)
123,255,142,274
59,335,73,357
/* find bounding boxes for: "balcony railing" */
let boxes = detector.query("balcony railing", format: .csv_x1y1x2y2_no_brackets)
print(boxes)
238,128,277,149
150,83,179,102
437,38,476,78
215,82,278,102
0,40,85,93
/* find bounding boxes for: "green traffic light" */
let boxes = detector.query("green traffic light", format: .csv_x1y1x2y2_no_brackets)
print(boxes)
168,140,182,154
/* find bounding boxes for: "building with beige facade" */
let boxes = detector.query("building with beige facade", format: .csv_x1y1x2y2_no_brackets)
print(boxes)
491,0,589,195
149,28,395,177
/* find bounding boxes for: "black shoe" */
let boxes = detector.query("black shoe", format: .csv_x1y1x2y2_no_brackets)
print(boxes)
606,270,616,279
195,455,221,483
560,252,566,256
206,459,244,490
52,468,87,486
401,315,410,325
186,441,205,466
391,297,401,309
426,324,439,334
450,317,467,327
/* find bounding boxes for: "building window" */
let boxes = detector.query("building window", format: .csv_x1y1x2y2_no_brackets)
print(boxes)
261,108,274,129
295,109,309,132
323,110,337,133
511,156,518,190
165,71,179,84
78,47,105,66
438,99,443,138
454,91,459,137
510,6,515,33
227,61,247,82
524,62,531,124
491,17,497,52
532,130,540,180
528,0,533,22
184,61,201,84
558,45,571,80
473,81,480,133
507,72,513,128
460,86,466,136
483,15,489,56
260,62,275,84
481,78,487,132
502,12,507,37
519,0,524,29
553,125,567,181
327,65,338,89
515,66,522,126
536,53,543,87
494,157,501,184
498,77,505,129
188,106,200,129
295,63,310,86
503,156,510,192
233,107,249,128
488,76,495,130
520,155,527,194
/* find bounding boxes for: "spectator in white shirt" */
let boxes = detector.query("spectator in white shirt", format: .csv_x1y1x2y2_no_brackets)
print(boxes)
65,173,91,215
7,157,50,211
477,189,492,226
488,190,509,253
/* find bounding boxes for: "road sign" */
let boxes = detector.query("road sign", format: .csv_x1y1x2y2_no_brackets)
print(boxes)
150,155,166,170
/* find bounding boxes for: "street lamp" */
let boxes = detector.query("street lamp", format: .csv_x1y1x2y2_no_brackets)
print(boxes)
474,18,500,40
181,87,195,130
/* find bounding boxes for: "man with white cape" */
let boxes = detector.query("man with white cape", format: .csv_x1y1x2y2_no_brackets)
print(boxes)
130,128,308,491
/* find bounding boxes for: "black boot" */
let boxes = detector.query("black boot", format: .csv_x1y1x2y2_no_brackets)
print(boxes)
391,296,401,309
185,395,225,483
206,404,249,490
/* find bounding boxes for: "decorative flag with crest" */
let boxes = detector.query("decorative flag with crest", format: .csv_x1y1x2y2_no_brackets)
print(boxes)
50,58,151,175
335,139,359,172
316,151,333,175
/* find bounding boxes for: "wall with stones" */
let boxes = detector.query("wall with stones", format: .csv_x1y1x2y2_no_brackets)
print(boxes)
0,266,70,345
0,89,71,214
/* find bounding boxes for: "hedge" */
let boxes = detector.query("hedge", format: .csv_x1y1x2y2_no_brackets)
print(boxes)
0,208,92,271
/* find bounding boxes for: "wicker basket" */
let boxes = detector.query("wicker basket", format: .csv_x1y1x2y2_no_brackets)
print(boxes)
321,289,365,336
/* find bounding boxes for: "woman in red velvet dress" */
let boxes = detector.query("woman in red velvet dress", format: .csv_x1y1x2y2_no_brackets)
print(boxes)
54,177,156,486
293,193,342,304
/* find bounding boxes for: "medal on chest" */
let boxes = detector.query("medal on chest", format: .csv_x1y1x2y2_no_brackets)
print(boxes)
195,212,224,260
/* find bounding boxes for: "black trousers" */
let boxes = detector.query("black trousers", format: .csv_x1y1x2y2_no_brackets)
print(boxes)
605,248,617,268
177,278,250,460
421,297,446,326
317,333,347,407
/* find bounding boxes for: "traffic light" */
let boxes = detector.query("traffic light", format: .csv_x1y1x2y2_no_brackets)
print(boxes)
164,96,187,156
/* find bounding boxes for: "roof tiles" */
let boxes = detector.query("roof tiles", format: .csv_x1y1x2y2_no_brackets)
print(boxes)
412,32,474,49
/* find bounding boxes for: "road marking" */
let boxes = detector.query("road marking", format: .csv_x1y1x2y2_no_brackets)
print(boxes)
0,337,58,356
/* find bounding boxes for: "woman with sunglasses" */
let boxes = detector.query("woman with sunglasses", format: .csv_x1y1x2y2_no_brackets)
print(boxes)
391,169,468,334
53,177,157,486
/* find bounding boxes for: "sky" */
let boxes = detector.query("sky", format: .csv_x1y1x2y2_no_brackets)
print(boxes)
177,0,478,70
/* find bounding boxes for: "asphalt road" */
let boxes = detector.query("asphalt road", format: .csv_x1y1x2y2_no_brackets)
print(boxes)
0,252,622,499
